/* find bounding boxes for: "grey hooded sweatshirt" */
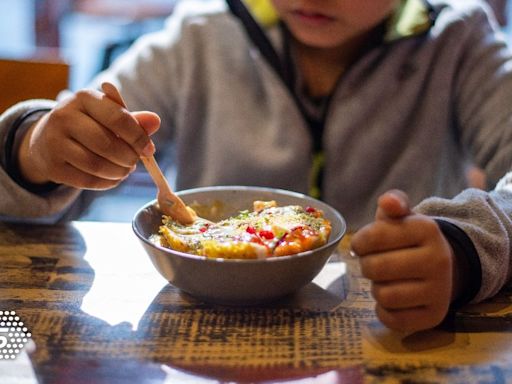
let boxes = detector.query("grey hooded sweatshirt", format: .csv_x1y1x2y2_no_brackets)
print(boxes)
1,0,512,305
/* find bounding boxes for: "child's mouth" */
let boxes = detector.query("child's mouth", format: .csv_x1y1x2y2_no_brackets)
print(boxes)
292,9,335,26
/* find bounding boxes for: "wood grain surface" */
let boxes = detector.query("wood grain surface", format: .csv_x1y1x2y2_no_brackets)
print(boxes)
0,221,511,383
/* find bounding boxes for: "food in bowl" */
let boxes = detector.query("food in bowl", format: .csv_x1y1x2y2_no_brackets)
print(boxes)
156,200,332,259
133,186,346,304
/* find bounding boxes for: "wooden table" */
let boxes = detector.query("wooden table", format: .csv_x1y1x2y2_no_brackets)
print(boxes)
1,221,512,383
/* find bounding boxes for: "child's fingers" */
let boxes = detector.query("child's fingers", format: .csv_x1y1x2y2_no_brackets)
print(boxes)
371,280,441,310
69,112,140,168
51,161,126,190
78,90,154,157
63,140,134,181
132,111,161,136
352,214,437,255
359,247,434,282
375,189,411,220
375,302,448,332
40,135,135,190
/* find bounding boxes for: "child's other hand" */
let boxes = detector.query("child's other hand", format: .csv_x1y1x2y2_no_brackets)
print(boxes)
351,190,455,332
18,89,161,190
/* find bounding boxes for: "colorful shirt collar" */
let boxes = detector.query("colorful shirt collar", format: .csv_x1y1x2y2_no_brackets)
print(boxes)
385,0,434,41
243,0,434,40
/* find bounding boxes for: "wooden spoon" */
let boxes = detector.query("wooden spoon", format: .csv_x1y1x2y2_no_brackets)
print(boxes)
101,82,197,225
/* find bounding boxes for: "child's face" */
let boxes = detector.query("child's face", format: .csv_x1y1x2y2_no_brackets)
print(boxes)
271,0,399,49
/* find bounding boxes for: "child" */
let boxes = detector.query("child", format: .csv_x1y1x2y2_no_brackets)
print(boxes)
1,0,512,331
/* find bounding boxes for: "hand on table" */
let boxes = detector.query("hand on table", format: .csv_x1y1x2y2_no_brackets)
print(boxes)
18,89,161,190
350,190,456,332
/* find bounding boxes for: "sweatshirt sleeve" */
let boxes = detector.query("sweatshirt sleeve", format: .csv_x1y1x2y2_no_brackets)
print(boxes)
415,172,512,303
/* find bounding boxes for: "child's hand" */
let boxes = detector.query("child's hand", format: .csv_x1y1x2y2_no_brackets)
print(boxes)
18,89,161,190
350,190,455,332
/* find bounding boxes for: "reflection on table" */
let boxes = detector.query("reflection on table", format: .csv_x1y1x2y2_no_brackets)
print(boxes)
0,221,512,383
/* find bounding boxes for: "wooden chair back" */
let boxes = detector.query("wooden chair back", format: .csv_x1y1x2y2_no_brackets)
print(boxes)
0,57,69,114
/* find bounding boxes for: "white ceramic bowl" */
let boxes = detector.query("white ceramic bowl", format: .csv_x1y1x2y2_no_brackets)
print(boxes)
132,186,346,305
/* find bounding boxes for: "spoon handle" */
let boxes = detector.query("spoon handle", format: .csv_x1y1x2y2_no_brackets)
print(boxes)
100,81,196,224
139,156,167,190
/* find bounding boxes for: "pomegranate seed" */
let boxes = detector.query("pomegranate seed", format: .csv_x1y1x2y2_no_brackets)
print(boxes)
258,230,274,239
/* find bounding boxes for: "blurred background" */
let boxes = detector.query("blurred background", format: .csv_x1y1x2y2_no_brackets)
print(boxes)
0,0,177,89
0,0,510,222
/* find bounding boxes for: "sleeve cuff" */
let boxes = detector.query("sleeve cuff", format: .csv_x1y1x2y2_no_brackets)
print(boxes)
2,108,60,194
435,218,482,309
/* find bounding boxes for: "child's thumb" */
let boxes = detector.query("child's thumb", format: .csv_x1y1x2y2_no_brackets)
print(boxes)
132,111,161,136
375,189,411,221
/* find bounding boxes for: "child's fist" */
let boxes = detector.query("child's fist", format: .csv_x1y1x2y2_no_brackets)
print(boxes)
351,190,455,332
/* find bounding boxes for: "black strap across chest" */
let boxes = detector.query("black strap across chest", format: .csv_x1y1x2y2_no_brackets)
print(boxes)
225,0,326,174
